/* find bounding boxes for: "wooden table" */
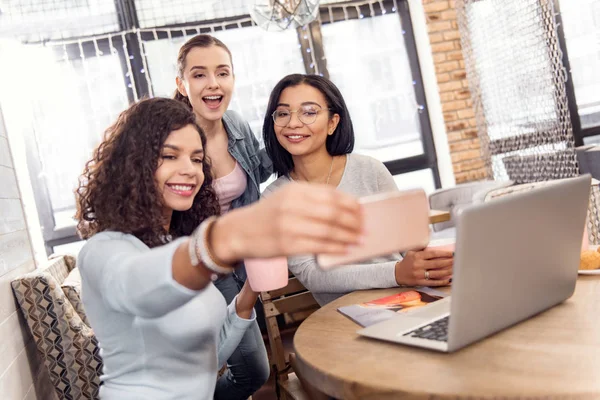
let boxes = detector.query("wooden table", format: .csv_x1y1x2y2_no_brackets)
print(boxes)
293,276,600,399
429,209,451,224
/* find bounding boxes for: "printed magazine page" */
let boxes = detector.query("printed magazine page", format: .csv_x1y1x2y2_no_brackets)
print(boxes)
337,287,449,327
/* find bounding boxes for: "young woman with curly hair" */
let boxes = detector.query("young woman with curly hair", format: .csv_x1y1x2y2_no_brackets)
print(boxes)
173,34,273,399
75,97,363,399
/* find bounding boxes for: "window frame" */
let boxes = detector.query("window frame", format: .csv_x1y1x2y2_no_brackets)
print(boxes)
554,0,600,145
22,0,441,254
21,35,134,253
304,0,441,184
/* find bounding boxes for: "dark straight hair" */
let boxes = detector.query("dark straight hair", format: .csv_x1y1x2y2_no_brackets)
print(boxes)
173,34,233,110
262,74,355,177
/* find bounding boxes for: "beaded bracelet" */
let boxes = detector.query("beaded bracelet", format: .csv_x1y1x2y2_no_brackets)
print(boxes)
188,216,235,279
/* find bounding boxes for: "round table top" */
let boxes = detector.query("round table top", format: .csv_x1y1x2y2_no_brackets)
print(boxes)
293,276,600,399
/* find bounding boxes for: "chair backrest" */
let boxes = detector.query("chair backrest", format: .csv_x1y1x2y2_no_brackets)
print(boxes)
11,255,102,400
482,179,560,202
428,180,513,232
483,177,600,246
260,274,319,384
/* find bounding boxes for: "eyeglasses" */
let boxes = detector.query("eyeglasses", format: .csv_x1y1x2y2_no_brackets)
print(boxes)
272,106,332,127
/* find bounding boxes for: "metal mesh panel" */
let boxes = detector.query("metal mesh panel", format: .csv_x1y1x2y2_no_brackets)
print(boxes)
457,0,578,183
0,0,120,42
457,0,577,183
456,0,599,243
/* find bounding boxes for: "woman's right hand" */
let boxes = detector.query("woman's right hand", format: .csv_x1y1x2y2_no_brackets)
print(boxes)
211,182,364,263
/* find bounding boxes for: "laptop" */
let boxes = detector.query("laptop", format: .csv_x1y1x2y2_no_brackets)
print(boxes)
358,175,591,352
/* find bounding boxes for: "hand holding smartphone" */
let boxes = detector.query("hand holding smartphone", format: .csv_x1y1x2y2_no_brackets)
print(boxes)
315,189,430,269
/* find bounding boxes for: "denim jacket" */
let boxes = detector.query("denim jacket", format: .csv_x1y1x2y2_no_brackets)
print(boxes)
222,110,273,209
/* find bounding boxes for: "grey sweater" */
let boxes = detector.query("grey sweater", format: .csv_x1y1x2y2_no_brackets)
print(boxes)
263,153,401,305
78,232,255,399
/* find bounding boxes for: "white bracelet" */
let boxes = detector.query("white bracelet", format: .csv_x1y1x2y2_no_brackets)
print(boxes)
188,216,235,277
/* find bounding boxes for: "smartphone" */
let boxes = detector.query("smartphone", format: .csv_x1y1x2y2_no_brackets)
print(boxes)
315,189,430,269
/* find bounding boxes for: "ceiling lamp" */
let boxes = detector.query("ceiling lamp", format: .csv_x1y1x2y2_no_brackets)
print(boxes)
249,0,321,31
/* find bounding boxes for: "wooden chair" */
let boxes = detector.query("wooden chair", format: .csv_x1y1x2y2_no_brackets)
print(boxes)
260,274,321,400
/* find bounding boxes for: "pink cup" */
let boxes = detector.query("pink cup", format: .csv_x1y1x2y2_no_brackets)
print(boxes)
244,257,289,292
425,238,456,253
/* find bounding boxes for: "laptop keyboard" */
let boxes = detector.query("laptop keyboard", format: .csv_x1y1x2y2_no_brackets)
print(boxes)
403,316,449,342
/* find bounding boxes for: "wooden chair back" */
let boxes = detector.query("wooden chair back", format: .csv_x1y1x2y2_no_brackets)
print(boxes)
260,274,320,399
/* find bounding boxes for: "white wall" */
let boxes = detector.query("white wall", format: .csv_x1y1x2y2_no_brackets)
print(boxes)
0,106,56,399
408,0,456,188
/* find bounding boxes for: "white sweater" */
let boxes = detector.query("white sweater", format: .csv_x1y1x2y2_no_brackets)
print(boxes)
78,231,254,399
263,153,401,305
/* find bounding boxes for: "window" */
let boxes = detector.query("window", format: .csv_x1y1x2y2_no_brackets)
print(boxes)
393,168,436,195
314,0,438,189
143,25,305,141
559,0,600,133
321,14,424,162
134,0,248,28
29,53,129,229
213,27,306,139
2,0,440,253
0,0,119,42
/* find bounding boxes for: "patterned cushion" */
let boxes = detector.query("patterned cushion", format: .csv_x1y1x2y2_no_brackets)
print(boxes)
46,253,74,282
12,256,102,400
61,268,91,327
502,150,576,184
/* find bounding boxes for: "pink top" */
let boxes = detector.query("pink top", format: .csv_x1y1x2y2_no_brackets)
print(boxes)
213,162,248,213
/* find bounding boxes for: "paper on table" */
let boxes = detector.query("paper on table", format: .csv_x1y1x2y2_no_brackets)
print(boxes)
337,287,449,327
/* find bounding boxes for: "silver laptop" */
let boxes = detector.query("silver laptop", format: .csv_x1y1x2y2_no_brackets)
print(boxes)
358,175,591,352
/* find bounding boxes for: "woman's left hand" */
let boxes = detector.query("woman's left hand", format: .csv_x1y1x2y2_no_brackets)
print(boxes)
394,249,453,287
235,280,259,319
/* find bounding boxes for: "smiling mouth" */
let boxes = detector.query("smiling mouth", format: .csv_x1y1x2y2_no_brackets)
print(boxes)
202,95,223,109
166,184,196,197
284,134,310,143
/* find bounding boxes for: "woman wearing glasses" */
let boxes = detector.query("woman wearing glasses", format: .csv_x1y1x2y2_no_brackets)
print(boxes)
262,74,453,306
172,35,271,399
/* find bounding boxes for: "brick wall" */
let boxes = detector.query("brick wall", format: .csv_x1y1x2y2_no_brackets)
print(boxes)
423,0,488,184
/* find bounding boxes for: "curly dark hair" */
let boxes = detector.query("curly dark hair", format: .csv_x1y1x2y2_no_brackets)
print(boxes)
75,97,220,248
